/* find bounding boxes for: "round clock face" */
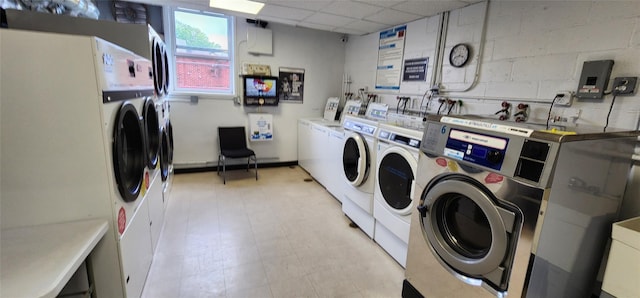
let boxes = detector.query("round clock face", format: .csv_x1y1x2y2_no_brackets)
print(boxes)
449,43,470,68
258,98,265,105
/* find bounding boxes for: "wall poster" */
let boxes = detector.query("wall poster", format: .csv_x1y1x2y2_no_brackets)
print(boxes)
278,67,305,103
375,25,407,90
403,57,428,81
248,113,273,141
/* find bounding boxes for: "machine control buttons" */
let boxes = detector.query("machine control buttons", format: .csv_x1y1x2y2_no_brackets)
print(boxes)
487,151,503,164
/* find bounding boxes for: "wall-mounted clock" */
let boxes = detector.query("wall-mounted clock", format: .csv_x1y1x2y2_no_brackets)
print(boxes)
449,43,470,68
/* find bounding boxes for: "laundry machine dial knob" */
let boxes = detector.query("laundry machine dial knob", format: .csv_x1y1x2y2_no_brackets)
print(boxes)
487,151,503,164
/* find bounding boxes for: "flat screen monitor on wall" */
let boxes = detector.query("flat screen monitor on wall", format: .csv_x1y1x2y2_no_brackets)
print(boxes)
243,75,279,106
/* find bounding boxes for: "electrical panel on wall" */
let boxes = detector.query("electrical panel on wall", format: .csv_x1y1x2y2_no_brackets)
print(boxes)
576,60,614,99
247,27,273,55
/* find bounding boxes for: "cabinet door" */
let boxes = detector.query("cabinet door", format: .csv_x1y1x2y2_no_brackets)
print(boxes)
298,121,311,171
119,198,153,298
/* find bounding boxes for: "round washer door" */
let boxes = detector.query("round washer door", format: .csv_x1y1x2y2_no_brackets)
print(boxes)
342,132,369,187
377,146,417,215
160,127,170,182
152,38,165,96
113,102,145,202
419,173,518,277
165,118,174,164
143,98,160,169
162,45,170,95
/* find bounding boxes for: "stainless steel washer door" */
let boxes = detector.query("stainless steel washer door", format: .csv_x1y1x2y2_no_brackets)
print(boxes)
418,173,521,291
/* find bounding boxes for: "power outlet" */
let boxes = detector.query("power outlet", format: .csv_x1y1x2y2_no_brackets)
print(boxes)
612,77,638,96
555,91,573,106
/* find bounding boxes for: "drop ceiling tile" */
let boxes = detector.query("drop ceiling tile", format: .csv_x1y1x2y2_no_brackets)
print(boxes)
253,15,300,27
258,4,315,21
305,12,356,27
345,19,389,33
259,0,332,11
364,8,422,25
298,22,336,32
333,27,368,35
391,1,473,16
353,0,406,8
321,1,384,19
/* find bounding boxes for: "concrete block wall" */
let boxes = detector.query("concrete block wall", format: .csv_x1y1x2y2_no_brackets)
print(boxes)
345,1,640,130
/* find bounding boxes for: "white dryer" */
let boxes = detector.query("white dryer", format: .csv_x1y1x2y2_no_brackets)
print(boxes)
1,29,156,298
341,115,379,238
373,123,423,267
148,25,170,97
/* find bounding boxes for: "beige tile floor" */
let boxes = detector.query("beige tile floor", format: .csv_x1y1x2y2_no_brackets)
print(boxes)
141,166,404,298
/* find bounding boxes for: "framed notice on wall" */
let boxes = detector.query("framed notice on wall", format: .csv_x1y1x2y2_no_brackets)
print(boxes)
403,58,428,81
248,113,273,141
278,67,305,103
375,25,407,90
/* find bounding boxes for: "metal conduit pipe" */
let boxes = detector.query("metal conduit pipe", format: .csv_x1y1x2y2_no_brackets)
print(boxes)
431,12,448,89
440,0,490,93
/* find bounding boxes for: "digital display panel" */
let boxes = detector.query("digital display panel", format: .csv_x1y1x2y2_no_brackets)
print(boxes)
245,77,277,97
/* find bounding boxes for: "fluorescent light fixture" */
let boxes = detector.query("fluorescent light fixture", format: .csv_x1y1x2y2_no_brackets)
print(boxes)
209,0,264,15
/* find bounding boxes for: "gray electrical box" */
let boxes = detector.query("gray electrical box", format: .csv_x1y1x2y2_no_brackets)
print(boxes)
576,60,614,99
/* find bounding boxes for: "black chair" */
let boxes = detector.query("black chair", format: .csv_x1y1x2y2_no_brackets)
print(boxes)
217,126,258,184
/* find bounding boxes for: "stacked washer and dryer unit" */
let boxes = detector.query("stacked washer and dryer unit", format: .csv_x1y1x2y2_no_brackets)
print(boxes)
2,10,175,208
149,26,174,210
403,115,639,298
0,29,165,297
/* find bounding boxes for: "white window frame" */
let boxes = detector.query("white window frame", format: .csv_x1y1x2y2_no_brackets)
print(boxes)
165,6,236,98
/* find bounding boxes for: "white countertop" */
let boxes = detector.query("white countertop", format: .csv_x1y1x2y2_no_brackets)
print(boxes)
1,219,109,298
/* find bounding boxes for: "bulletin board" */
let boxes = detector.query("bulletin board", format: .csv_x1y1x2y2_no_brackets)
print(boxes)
248,113,273,141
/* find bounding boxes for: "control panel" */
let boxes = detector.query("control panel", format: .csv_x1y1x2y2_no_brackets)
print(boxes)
444,128,509,171
378,130,421,149
343,120,377,136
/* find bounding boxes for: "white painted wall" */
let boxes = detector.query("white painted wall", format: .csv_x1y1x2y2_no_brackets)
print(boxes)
344,1,640,216
168,21,345,167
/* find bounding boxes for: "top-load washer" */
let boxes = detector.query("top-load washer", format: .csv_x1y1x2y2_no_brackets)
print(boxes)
341,115,379,237
373,122,424,267
403,115,639,298
1,29,159,298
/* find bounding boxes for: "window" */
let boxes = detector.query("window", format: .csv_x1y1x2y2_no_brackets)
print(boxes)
170,8,235,94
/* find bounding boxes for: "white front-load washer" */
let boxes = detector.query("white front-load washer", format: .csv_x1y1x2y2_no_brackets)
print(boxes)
373,122,423,267
1,29,156,298
341,115,379,238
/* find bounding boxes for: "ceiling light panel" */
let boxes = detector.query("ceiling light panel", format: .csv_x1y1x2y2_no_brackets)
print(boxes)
209,0,265,14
